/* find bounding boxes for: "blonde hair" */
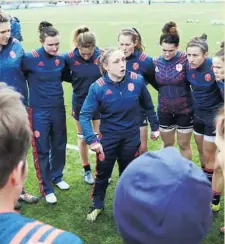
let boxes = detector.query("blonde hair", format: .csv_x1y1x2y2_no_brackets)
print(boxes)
186,34,208,54
98,48,118,74
72,26,96,48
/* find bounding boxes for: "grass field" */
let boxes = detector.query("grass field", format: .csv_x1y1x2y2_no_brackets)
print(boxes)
7,3,224,244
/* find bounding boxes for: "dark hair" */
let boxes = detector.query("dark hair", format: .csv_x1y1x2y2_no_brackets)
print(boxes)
160,21,179,46
119,27,145,52
215,41,224,62
38,21,59,42
0,83,31,189
72,26,96,48
186,33,208,54
0,12,10,23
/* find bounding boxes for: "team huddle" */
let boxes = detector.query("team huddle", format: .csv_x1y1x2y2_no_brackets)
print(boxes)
0,9,224,244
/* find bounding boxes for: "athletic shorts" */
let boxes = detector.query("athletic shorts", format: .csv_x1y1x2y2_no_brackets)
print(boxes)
193,114,216,142
158,112,193,133
72,104,100,121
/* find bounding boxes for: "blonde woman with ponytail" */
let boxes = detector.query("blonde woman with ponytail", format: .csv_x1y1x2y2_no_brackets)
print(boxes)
65,26,102,184
79,48,159,221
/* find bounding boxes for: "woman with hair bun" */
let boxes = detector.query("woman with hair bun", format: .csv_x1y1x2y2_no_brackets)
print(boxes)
154,21,193,160
65,26,102,185
186,34,223,183
23,21,70,204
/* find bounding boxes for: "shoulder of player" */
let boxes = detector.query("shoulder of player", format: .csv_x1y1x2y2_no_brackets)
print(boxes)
178,51,187,59
55,230,83,243
7,38,23,52
204,57,213,70
174,51,187,66
66,49,76,59
128,71,144,83
24,48,41,59
11,38,22,47
4,214,83,244
153,55,164,65
138,52,152,63
94,77,106,88
94,47,102,56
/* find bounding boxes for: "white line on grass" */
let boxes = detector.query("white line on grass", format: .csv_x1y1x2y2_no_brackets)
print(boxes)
66,143,95,154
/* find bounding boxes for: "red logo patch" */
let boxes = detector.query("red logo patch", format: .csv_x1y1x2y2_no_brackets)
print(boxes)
10,51,16,59
128,83,134,92
105,89,112,95
74,61,80,66
34,131,40,138
205,73,211,82
192,73,196,79
132,62,139,71
176,63,182,72
38,61,44,67
55,59,60,66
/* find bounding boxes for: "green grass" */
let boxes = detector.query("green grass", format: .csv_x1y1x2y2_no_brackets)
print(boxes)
7,3,224,244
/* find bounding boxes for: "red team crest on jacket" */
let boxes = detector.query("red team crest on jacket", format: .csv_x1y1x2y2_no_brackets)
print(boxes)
128,83,134,91
55,59,60,66
10,51,16,59
132,62,139,70
176,63,182,72
205,73,211,82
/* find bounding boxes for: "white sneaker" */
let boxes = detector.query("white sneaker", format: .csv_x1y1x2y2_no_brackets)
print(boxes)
84,171,94,185
45,193,57,204
56,181,70,190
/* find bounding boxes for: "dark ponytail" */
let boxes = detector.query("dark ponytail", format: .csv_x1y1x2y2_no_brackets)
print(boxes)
160,21,179,46
38,21,59,42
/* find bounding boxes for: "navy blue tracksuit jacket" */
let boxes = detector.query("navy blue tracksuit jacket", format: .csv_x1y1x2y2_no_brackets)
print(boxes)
217,80,224,101
126,50,158,126
65,47,102,121
23,47,68,196
154,51,193,114
186,58,223,134
0,37,27,105
80,71,159,208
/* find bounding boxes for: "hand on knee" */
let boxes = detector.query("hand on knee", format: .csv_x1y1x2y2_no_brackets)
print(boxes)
139,144,147,154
